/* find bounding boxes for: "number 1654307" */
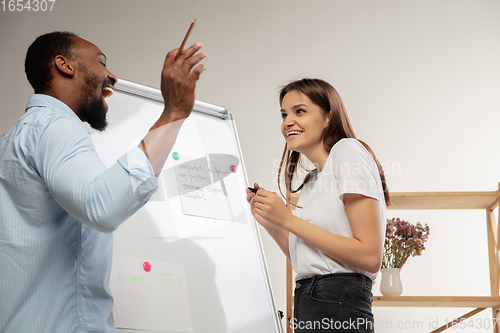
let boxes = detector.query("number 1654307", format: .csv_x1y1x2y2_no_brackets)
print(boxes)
2,0,56,11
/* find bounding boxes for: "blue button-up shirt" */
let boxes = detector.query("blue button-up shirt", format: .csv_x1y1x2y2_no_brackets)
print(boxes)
0,94,158,332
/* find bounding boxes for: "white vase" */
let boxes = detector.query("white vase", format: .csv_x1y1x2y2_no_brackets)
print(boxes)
380,268,403,296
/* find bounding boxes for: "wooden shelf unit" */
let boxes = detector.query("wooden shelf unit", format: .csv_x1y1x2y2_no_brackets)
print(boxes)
373,296,500,308
389,190,500,210
285,188,500,333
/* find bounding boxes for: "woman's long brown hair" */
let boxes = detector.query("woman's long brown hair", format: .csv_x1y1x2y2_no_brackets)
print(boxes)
277,78,391,206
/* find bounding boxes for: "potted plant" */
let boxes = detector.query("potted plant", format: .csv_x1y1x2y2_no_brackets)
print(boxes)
380,218,430,296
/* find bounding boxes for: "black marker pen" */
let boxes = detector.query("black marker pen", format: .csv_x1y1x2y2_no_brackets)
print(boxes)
248,187,258,194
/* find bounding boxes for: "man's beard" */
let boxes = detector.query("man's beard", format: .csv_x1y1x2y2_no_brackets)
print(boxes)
77,65,108,131
78,95,108,131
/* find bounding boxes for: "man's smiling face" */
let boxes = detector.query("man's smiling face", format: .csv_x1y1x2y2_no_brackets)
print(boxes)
71,37,117,131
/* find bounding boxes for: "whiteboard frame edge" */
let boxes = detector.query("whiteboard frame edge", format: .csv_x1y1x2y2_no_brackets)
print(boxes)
229,112,285,333
115,78,229,119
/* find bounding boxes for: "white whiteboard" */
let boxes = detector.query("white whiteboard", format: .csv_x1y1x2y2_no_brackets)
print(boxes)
89,79,282,333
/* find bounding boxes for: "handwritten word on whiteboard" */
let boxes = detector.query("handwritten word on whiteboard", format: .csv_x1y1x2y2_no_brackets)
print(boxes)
110,255,193,332
174,154,240,221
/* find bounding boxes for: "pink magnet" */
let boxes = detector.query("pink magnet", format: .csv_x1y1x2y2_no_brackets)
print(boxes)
230,165,237,173
143,261,151,272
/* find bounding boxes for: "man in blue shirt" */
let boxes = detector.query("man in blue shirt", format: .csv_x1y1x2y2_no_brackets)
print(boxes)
0,31,206,332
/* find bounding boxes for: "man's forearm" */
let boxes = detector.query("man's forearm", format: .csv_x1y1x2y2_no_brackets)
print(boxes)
139,115,186,177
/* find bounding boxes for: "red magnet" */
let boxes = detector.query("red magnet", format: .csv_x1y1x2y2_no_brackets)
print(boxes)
143,261,151,272
230,165,237,173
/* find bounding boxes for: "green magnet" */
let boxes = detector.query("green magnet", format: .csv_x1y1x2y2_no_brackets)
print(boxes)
173,152,180,160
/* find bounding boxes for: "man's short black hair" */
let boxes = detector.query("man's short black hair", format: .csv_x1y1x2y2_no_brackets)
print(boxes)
25,31,79,93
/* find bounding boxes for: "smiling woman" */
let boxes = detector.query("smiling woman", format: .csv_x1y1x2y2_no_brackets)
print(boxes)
280,89,331,168
246,78,391,333
277,79,390,202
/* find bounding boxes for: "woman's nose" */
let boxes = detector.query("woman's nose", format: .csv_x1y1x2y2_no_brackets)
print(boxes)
283,115,295,127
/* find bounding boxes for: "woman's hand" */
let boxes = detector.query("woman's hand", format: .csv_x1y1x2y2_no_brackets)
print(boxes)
246,183,275,230
251,185,292,230
245,183,291,260
245,183,258,206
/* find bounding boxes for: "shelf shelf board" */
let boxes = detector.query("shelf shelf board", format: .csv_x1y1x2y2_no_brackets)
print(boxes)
373,296,500,308
289,189,500,210
389,191,500,210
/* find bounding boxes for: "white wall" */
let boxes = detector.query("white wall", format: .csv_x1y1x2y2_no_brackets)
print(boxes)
1,1,500,332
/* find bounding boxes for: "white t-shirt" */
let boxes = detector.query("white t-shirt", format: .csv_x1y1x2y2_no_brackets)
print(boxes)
289,138,387,282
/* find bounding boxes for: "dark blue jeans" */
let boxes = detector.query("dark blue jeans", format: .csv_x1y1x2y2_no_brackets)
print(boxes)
291,273,374,333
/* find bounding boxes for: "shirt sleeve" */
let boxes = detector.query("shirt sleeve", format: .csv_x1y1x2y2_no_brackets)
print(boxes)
331,139,380,202
31,113,158,233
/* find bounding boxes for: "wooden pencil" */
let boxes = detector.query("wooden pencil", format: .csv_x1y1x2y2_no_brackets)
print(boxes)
175,18,197,60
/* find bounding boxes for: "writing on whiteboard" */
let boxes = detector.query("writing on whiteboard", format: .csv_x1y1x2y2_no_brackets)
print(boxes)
174,154,239,221
114,271,183,287
110,256,193,332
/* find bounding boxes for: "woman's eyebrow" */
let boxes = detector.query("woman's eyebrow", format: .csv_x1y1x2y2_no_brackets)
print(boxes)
281,104,307,112
291,103,307,110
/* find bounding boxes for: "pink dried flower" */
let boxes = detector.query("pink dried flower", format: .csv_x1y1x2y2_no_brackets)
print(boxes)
381,218,430,269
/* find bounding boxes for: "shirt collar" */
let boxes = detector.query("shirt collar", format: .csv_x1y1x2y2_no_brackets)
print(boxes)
26,94,81,122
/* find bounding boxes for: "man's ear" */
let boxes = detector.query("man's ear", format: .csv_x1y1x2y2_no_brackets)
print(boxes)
54,55,75,77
